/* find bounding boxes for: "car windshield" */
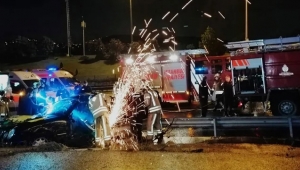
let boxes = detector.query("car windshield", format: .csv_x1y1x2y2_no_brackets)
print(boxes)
59,77,78,87
23,79,40,88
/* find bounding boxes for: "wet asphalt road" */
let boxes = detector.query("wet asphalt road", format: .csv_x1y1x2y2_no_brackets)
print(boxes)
1,144,300,170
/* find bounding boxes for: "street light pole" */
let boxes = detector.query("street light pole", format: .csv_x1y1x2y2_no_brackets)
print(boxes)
81,19,86,56
245,0,249,41
130,0,133,43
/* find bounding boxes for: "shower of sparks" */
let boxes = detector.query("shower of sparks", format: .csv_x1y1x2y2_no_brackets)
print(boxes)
152,33,159,40
128,47,131,54
131,26,136,35
141,29,147,38
204,13,212,18
217,38,224,42
171,40,178,45
182,0,193,10
218,11,225,19
139,29,145,36
162,11,170,20
146,18,152,27
171,27,176,33
247,0,251,4
204,45,209,54
152,44,156,51
170,13,179,22
109,0,198,150
145,33,151,40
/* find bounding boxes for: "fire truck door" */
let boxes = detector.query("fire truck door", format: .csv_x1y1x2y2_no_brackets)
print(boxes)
231,58,266,95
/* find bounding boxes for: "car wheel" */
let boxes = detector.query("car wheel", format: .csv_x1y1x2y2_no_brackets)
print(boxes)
32,137,49,147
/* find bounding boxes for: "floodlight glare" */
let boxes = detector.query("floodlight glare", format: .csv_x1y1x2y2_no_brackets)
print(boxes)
169,54,178,61
125,58,134,65
146,56,155,63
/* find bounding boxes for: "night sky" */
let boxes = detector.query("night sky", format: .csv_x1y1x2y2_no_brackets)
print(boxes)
1,0,300,43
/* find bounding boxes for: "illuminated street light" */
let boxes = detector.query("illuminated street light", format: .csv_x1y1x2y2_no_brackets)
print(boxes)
245,0,251,40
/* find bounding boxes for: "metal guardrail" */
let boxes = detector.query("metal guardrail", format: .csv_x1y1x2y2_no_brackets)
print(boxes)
161,117,300,139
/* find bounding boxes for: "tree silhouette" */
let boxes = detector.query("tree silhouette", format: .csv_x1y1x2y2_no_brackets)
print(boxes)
201,26,226,56
105,39,127,62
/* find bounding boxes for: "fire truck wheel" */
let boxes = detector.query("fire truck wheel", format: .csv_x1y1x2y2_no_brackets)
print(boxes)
272,99,298,116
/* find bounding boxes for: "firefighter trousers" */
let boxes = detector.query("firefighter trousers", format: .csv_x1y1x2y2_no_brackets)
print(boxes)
146,112,162,139
131,115,143,143
95,112,111,146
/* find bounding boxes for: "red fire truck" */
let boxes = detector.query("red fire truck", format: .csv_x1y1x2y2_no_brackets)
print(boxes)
224,36,300,116
120,36,300,116
119,49,207,103
194,36,300,116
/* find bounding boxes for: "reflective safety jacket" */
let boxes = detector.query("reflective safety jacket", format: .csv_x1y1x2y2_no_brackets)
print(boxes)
131,92,146,116
144,90,162,113
89,93,108,118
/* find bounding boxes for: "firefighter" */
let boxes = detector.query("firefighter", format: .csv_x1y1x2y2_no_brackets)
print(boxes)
0,91,9,117
222,75,234,117
212,73,223,112
143,86,163,144
56,85,70,100
18,88,42,115
199,76,208,117
90,93,111,147
81,80,92,93
130,89,146,143
74,82,82,95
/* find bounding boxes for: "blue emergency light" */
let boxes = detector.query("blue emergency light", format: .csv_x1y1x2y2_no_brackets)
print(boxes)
48,68,57,71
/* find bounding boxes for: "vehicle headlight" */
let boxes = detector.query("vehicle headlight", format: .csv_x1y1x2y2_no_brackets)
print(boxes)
7,129,15,139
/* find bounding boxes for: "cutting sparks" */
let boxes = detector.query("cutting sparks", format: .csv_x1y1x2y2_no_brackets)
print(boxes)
217,38,224,43
145,33,151,40
171,27,176,33
162,30,168,36
131,26,136,35
166,27,171,32
247,0,251,4
128,47,131,54
218,11,225,19
152,33,159,40
144,19,147,26
141,29,147,38
171,40,178,45
182,0,193,10
152,29,157,32
204,45,209,53
170,13,179,22
162,11,170,20
146,18,152,27
139,29,145,36
204,13,212,18
169,46,174,51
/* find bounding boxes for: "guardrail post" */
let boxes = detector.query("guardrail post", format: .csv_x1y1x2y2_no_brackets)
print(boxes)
288,118,293,139
213,118,217,138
